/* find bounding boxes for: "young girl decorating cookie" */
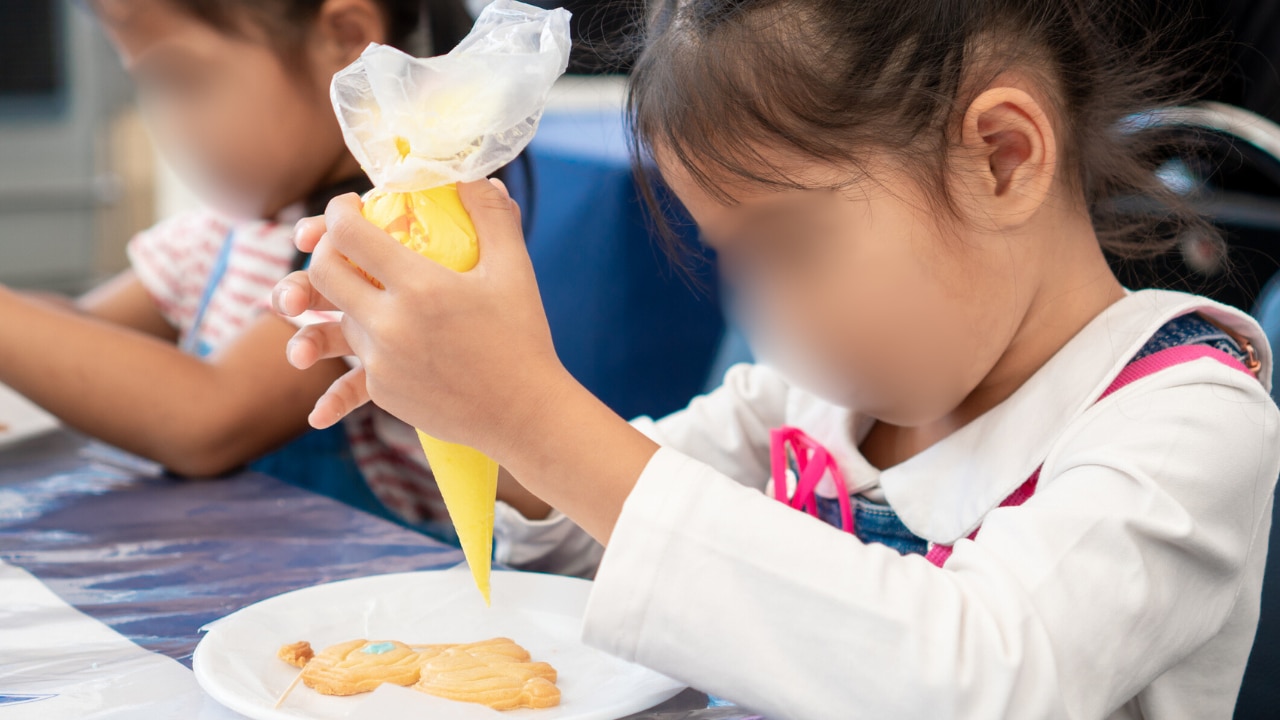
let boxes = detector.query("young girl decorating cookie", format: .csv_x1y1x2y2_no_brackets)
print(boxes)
276,0,1280,716
0,0,478,526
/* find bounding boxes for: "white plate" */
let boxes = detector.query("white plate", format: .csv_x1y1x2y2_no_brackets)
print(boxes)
0,382,58,450
193,568,685,720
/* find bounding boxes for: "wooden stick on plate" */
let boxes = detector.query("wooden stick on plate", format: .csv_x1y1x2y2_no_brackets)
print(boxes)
274,667,306,709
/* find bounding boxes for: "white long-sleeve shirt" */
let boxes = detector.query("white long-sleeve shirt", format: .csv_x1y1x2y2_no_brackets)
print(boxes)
495,289,1280,719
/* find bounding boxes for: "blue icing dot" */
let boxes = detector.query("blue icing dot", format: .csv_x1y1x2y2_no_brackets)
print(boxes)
361,642,396,655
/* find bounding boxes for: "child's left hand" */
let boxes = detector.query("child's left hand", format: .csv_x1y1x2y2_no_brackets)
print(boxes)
272,179,573,462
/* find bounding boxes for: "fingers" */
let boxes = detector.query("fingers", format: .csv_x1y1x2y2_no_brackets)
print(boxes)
272,271,339,317
286,321,354,369
309,364,370,429
458,179,527,271
490,177,524,230
307,222,385,319
293,215,325,253
320,194,438,292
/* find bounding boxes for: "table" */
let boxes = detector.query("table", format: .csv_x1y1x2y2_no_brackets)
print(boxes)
0,430,757,719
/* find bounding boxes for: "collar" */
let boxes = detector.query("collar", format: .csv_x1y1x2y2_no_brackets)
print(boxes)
796,290,1272,545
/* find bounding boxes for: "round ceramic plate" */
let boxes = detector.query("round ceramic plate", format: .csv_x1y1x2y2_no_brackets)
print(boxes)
193,568,685,720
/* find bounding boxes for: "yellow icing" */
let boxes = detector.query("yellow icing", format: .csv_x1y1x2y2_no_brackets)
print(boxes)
360,184,496,605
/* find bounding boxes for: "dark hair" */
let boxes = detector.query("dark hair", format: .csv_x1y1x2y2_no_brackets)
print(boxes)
162,0,473,60
627,0,1224,262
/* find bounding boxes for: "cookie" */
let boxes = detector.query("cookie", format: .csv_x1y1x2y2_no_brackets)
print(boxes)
300,639,433,696
277,641,314,668
414,637,561,710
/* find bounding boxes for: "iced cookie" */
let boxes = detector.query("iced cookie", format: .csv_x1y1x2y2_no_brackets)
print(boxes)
300,639,434,696
414,637,561,710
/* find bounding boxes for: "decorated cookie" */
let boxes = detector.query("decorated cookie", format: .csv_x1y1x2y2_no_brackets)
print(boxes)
413,637,561,710
299,639,432,696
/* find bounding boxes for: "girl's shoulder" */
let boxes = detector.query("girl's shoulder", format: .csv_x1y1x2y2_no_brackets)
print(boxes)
129,210,232,264
1095,288,1270,397
126,209,308,336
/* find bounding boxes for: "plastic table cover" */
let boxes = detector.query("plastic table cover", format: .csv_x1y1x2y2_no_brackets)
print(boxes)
0,431,758,719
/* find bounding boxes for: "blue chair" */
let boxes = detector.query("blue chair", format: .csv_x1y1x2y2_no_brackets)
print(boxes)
514,108,726,421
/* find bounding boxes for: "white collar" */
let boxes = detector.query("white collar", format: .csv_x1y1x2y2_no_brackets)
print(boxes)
807,289,1270,545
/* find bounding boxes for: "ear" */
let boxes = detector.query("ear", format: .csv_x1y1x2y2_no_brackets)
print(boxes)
953,86,1057,228
307,0,388,75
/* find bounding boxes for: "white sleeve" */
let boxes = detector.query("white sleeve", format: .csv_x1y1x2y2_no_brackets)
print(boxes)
582,366,1280,719
493,363,792,576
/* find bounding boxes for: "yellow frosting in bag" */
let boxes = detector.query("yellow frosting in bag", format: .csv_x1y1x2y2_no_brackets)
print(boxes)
360,183,498,605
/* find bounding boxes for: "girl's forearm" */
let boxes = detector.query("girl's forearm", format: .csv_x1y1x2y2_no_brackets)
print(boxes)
497,372,659,544
0,286,284,475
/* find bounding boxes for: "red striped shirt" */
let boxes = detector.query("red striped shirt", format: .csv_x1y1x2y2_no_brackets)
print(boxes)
128,210,445,525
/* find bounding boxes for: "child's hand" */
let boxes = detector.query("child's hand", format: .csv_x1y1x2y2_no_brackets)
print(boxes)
272,180,572,462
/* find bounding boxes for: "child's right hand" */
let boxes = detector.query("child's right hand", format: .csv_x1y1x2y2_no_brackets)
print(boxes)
272,182,571,460
273,181,658,542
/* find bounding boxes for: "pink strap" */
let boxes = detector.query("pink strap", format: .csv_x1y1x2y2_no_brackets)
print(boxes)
1098,345,1252,401
926,344,1256,568
771,427,855,534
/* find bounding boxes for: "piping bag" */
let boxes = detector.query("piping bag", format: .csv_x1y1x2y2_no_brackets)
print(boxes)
330,0,571,604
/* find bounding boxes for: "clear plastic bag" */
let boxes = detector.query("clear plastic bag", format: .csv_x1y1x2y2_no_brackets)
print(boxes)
324,0,572,606
330,0,572,193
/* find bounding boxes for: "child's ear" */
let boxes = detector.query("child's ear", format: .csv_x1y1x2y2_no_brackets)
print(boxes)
311,0,386,70
953,85,1057,228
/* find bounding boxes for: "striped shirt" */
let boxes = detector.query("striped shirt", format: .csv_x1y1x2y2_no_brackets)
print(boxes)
127,210,447,523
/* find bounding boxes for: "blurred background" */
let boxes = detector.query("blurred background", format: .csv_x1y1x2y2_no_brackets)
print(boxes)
4,0,1280,306
0,1,627,294
0,1,139,292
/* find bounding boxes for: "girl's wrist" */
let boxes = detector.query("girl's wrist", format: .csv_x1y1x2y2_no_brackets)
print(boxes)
488,364,589,469
493,369,659,543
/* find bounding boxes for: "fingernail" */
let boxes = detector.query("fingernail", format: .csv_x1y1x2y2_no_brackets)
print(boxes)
286,337,307,367
309,406,334,429
274,286,292,314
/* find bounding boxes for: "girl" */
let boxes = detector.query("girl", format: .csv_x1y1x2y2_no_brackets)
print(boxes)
0,0,473,526
276,0,1280,716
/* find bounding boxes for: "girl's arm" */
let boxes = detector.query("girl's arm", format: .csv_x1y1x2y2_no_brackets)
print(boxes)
493,362,793,575
0,285,345,477
273,182,657,541
20,271,179,340
275,182,790,540
75,269,180,341
576,372,1278,719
